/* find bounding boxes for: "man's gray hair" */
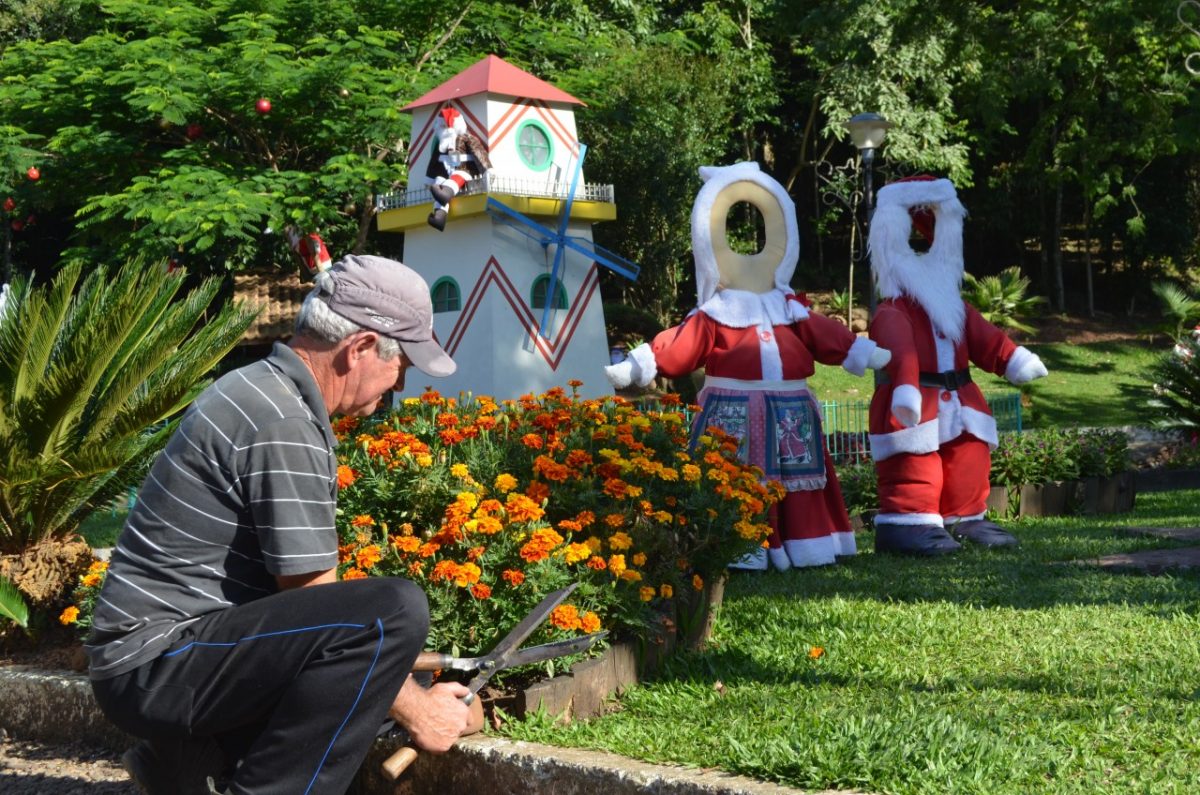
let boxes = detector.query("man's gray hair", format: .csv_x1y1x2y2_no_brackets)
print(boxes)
295,271,401,360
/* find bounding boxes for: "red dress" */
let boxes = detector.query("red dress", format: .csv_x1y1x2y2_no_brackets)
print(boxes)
650,294,878,570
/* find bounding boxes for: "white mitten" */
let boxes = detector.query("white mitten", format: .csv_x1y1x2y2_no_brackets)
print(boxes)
604,359,635,389
437,125,457,154
867,346,892,370
604,343,658,389
1005,347,1048,385
890,384,922,429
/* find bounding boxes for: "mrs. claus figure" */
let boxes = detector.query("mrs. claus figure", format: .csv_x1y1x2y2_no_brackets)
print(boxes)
867,176,1048,556
607,162,890,570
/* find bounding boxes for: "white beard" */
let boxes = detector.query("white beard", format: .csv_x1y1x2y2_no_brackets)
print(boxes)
869,190,968,343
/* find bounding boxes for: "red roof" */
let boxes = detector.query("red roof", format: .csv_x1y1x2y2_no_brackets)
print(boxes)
401,55,584,111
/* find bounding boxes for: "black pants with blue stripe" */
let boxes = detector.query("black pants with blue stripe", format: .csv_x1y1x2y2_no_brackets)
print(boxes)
92,577,428,794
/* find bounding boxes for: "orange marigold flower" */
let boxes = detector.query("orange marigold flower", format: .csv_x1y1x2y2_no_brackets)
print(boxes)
580,611,601,633
626,484,643,498
809,646,826,660
584,536,603,553
568,378,584,388
466,545,486,561
632,552,647,567
342,568,368,581
338,543,355,564
565,449,593,469
59,605,79,625
502,569,526,586
81,572,102,587
408,561,425,577
471,583,492,600
454,562,482,588
88,560,109,573
436,413,460,428
557,519,582,533
430,560,458,583
575,510,595,527
520,541,550,563
549,604,582,631
586,555,607,570
337,465,358,489
493,473,518,493
603,513,625,528
659,584,674,599
692,574,704,591
474,515,504,535
620,569,642,582
351,514,375,528
355,546,383,570
438,428,464,445
525,480,550,503
505,493,545,523
603,478,629,499
391,535,420,554
639,586,655,602
520,433,544,450
681,464,701,482
418,542,440,558
608,554,626,577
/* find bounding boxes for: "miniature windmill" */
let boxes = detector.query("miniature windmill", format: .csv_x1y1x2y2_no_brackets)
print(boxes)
376,55,640,401
485,141,639,338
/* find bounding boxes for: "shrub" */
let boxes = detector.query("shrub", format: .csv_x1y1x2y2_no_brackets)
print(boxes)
990,428,1129,489
836,458,877,516
962,266,1046,336
1149,281,1200,340
1149,334,1200,429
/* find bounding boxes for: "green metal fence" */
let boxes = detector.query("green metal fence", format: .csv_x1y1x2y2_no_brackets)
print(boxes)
822,390,1023,463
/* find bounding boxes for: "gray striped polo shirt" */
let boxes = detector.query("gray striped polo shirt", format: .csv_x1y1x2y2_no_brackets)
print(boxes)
87,343,339,680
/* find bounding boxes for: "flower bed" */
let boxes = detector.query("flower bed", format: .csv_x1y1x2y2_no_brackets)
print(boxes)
988,428,1133,517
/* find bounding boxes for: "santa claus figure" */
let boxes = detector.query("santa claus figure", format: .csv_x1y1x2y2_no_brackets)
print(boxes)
425,107,492,231
867,176,1048,555
607,162,890,570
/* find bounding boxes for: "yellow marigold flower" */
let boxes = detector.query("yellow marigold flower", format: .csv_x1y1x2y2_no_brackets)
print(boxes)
456,491,479,511
454,562,482,588
597,448,620,460
608,531,633,551
59,606,80,625
658,467,679,481
620,569,642,582
653,511,673,524
632,552,647,567
639,586,655,602
659,584,673,599
88,560,108,573
81,573,102,588
608,554,627,577
692,574,704,591
351,514,375,528
809,646,826,660
494,473,518,493
682,464,701,482
580,611,601,634
416,454,433,467
625,485,643,498
564,543,591,564
584,536,603,553
450,463,470,479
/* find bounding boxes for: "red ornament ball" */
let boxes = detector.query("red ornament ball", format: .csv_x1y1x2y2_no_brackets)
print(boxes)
2,198,14,212
185,123,204,140
255,98,272,115
10,219,23,231
26,166,40,181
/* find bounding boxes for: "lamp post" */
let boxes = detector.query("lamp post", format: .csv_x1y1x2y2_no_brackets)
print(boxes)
845,112,891,314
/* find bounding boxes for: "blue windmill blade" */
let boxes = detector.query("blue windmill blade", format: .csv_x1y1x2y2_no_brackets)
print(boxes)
485,198,558,246
559,236,640,281
535,142,587,337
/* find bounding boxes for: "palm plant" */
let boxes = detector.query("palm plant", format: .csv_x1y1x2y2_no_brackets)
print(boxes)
1149,336,1200,429
0,260,257,603
961,266,1046,336
0,574,28,628
1150,281,1200,340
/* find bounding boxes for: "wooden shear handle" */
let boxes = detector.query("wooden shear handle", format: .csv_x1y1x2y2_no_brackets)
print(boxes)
381,652,479,780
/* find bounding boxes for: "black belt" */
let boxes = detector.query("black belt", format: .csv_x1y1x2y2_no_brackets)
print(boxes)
876,368,972,390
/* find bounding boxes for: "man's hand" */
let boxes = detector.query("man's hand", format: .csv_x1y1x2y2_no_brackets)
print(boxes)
389,676,473,754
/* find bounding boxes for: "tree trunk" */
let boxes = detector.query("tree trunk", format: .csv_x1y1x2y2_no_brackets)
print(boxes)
1083,199,1094,317
1052,174,1065,312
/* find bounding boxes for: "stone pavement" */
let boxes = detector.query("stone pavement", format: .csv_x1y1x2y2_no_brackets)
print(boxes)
1081,526,1200,574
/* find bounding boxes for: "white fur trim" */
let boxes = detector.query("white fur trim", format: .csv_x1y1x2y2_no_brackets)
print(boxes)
955,405,999,449
831,530,857,556
603,359,634,389
759,321,783,381
869,178,968,343
869,418,939,461
692,162,799,306
768,545,794,571
943,511,986,523
786,295,810,322
697,288,794,329
779,536,846,568
875,512,944,527
728,546,768,571
1005,346,1047,384
867,346,892,370
626,343,658,388
842,337,878,377
891,384,923,428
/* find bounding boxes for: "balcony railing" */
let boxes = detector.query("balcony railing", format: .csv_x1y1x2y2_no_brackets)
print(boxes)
376,173,616,211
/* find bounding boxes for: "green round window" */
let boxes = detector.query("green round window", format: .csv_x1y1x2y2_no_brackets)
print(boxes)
516,120,553,171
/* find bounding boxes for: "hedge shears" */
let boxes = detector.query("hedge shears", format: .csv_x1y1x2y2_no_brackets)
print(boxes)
382,582,605,779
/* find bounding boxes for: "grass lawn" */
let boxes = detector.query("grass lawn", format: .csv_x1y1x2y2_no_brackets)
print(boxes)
808,339,1163,430
499,489,1200,795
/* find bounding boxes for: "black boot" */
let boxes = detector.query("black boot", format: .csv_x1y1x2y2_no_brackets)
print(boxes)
122,738,227,795
429,183,456,205
874,524,962,556
427,208,447,231
950,518,1019,548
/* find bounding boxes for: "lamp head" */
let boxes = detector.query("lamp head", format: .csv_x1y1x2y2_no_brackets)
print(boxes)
846,112,891,151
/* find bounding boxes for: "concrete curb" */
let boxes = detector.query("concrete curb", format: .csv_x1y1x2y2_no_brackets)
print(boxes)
1,666,837,795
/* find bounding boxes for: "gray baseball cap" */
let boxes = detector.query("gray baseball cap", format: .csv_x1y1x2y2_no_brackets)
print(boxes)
318,254,456,377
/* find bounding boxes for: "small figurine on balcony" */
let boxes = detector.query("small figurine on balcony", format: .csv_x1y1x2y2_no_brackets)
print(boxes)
606,161,891,571
426,107,492,231
867,175,1048,556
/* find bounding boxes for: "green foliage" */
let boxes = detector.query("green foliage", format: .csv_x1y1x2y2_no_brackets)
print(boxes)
0,260,257,553
0,574,28,628
1150,281,1200,340
989,427,1129,489
834,458,876,517
1149,335,1200,430
962,266,1046,336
